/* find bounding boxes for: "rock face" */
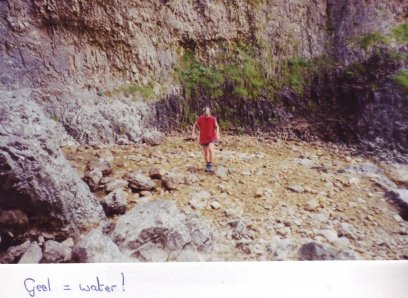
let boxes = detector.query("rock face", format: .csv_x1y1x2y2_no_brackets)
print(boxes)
0,90,105,229
1,0,328,90
112,200,213,261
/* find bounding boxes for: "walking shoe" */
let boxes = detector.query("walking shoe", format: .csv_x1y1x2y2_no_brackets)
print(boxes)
207,162,214,172
205,163,210,172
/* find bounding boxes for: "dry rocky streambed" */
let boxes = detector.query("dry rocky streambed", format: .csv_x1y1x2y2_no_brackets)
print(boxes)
59,136,408,262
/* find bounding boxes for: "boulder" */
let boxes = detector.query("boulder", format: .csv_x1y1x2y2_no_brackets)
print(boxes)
104,178,129,193
83,168,103,191
385,189,408,207
0,92,105,229
298,242,336,260
123,172,155,192
0,240,30,263
267,237,294,260
86,159,112,176
18,242,42,264
148,168,166,180
112,200,213,261
229,220,254,240
42,240,72,263
298,242,359,260
189,191,212,210
101,189,128,216
72,226,132,263
162,172,185,191
142,131,163,146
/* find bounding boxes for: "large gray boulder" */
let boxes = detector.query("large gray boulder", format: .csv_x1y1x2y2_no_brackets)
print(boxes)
112,200,213,261
71,226,133,263
0,90,105,229
18,242,42,264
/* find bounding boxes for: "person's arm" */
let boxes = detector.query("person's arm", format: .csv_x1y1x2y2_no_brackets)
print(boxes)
215,119,220,141
192,120,198,139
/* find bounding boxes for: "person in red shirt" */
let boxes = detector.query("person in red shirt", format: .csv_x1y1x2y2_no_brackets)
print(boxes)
191,107,220,172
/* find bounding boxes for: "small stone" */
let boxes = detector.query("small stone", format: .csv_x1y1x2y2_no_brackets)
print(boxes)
293,158,315,167
336,248,359,260
298,242,336,260
318,230,338,242
393,214,403,222
83,168,103,191
185,174,199,185
215,167,229,179
288,184,304,194
332,237,350,249
123,172,155,191
162,173,185,191
267,237,293,260
105,178,128,192
128,155,142,162
306,199,320,211
42,240,72,263
139,191,152,197
255,188,274,199
148,168,166,180
62,238,75,248
101,189,128,216
241,170,252,176
189,191,211,210
142,133,163,146
117,137,130,145
18,242,42,264
224,207,244,218
86,159,112,176
210,201,222,210
187,166,198,173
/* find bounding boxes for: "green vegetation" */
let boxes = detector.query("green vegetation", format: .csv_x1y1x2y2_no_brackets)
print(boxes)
391,23,408,43
174,42,335,101
245,0,264,7
345,62,367,78
279,57,313,95
175,50,224,98
358,32,389,49
393,69,408,92
175,45,269,99
388,49,407,62
354,22,408,49
105,81,157,101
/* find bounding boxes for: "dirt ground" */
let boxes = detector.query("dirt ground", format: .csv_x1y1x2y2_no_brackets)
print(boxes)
63,136,408,260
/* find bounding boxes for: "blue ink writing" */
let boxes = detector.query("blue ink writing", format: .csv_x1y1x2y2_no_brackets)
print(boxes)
63,285,71,291
79,276,118,293
121,272,125,292
24,278,51,297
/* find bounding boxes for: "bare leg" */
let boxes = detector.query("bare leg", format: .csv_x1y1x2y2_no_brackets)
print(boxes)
208,143,215,163
203,146,210,163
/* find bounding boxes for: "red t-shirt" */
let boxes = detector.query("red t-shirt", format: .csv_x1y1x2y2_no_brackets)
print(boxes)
196,115,217,145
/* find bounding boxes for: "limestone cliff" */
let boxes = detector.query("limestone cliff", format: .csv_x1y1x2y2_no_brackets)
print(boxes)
0,0,407,251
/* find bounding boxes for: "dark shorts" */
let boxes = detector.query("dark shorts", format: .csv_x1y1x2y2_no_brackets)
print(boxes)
201,139,217,147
